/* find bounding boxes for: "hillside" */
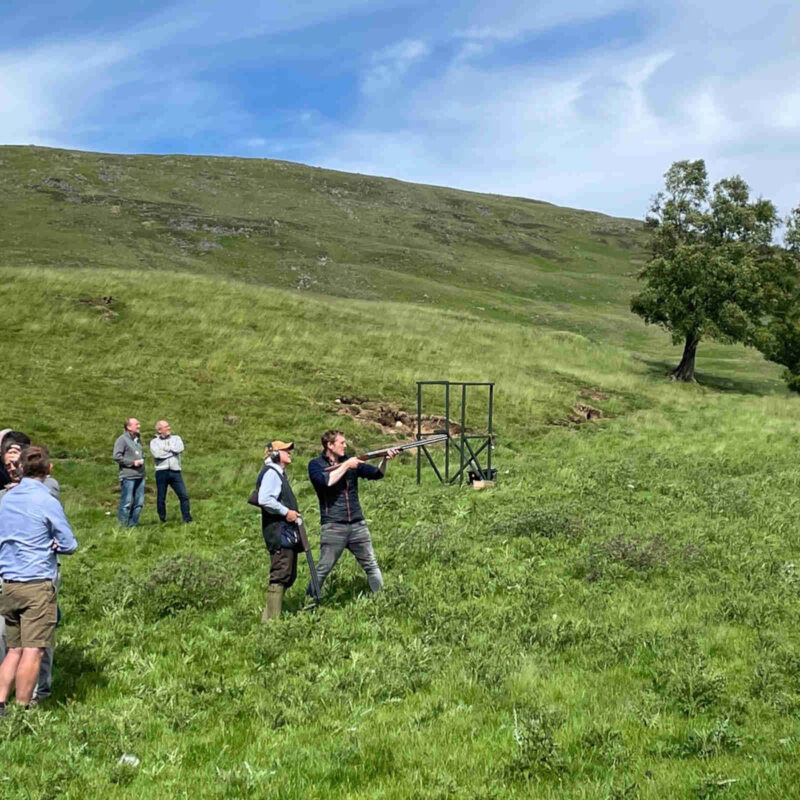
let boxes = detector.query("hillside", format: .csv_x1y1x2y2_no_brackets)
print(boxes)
1,145,785,387
1,148,798,799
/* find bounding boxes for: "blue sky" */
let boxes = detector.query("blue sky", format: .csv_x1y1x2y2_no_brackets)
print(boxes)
2,0,799,219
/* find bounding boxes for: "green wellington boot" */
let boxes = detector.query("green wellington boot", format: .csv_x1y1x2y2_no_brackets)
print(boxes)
261,584,284,623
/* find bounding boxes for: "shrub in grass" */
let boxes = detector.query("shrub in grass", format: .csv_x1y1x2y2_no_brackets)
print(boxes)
579,725,628,767
694,773,743,799
140,553,230,620
654,657,727,716
748,662,800,714
109,760,139,786
493,508,582,540
506,707,565,780
540,617,604,651
606,782,641,800
586,533,671,581
668,718,743,759
391,523,459,568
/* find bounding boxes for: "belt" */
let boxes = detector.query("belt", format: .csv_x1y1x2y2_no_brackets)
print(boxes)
2,578,52,584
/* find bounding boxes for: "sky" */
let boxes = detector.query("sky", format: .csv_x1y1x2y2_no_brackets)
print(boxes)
2,0,799,220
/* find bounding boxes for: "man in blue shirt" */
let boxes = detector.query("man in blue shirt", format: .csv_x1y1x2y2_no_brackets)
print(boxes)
0,441,61,705
307,430,396,597
0,446,78,713
256,440,301,621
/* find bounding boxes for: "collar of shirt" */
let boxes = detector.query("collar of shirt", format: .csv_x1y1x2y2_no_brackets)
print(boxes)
16,477,49,494
267,462,284,475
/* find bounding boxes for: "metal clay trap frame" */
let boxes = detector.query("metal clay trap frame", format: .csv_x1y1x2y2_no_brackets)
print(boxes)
415,381,495,486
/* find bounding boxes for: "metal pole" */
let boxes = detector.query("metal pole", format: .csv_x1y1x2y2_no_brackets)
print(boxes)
420,446,444,483
487,383,494,475
445,381,450,482
416,382,422,485
460,383,467,486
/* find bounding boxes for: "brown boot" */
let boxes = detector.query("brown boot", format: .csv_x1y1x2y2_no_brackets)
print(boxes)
261,584,284,622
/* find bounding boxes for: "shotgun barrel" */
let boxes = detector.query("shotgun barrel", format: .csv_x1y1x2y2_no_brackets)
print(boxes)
296,516,321,601
323,434,449,472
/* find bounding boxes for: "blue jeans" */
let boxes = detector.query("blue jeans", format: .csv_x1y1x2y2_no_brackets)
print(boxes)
118,477,145,527
307,521,383,596
155,469,192,522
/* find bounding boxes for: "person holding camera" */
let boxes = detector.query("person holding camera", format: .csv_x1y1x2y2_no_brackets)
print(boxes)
0,446,78,714
0,441,61,705
255,440,302,622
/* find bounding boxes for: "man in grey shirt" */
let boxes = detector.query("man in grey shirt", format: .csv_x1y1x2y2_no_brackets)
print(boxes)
150,420,192,524
112,418,145,527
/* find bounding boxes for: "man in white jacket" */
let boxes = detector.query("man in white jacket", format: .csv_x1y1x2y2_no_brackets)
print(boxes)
149,420,193,524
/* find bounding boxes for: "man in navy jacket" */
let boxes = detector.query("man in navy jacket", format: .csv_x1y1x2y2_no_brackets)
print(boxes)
307,430,396,596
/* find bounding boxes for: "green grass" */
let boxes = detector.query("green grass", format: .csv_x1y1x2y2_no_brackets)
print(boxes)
0,147,797,798
0,144,784,388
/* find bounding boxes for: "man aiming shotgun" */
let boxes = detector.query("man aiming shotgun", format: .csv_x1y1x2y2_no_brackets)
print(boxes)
307,430,403,597
321,434,448,472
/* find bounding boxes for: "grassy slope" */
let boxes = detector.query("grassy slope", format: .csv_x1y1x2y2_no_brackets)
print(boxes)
0,144,784,386
1,148,798,798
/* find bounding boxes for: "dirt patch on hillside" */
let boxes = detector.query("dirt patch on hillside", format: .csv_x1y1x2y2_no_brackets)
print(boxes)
55,294,120,322
333,397,462,437
548,403,605,426
579,387,608,402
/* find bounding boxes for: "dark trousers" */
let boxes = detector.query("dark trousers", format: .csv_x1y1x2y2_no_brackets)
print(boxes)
155,469,192,522
269,546,300,589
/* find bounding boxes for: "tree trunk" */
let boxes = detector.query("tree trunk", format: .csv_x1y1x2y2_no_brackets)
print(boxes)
671,334,699,381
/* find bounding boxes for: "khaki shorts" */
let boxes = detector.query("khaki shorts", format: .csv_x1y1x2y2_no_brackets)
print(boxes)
0,580,58,649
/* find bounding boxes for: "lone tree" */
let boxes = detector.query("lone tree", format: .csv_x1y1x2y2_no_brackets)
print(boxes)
631,160,781,381
758,206,800,392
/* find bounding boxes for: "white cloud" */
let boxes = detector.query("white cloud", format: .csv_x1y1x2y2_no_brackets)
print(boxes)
774,92,800,129
318,1,800,219
0,40,130,147
0,0,414,147
361,39,430,97
453,0,633,42
128,0,411,50
2,0,799,220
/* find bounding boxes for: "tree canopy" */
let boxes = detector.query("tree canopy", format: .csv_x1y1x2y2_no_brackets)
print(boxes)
631,160,800,386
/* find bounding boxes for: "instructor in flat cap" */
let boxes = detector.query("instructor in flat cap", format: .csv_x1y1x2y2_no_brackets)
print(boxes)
255,440,301,621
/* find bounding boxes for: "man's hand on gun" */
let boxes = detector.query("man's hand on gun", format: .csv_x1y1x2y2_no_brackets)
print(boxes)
285,509,299,522
345,448,396,470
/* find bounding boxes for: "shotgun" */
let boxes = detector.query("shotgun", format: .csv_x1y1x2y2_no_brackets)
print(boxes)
323,434,449,472
296,515,321,601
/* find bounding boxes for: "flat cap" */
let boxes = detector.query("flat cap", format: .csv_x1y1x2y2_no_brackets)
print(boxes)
268,440,294,452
